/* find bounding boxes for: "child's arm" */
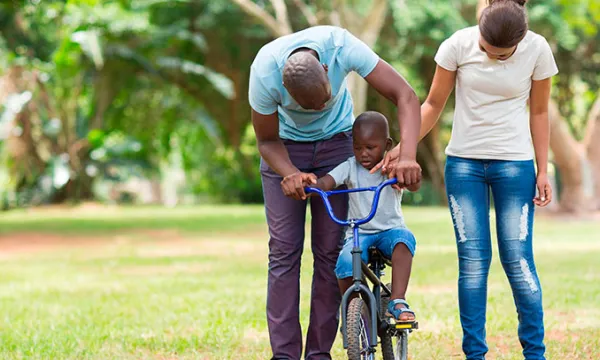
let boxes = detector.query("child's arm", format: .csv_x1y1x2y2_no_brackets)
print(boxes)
305,175,337,195
305,159,350,195
314,175,336,192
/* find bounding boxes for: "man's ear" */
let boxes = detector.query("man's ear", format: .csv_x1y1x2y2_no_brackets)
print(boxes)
322,63,328,73
386,138,393,151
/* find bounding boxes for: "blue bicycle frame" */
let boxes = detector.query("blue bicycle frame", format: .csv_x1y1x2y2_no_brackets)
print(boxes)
305,177,398,349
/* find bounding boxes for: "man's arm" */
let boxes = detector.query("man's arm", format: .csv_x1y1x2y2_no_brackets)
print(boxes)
252,109,316,200
371,65,456,174
364,59,422,186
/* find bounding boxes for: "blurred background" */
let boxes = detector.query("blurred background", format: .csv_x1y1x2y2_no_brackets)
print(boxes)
0,1,599,359
1,0,598,212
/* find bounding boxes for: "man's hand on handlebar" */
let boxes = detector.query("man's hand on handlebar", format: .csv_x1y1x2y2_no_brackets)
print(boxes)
387,158,422,190
281,171,317,200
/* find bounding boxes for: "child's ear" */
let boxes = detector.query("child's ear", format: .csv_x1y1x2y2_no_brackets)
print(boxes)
385,138,393,151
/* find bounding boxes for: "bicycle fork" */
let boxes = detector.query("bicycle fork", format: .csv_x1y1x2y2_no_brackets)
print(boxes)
340,224,379,351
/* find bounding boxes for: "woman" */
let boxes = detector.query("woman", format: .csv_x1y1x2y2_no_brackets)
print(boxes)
377,0,557,359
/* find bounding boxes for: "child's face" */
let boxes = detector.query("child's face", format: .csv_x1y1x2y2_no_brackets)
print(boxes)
353,130,391,170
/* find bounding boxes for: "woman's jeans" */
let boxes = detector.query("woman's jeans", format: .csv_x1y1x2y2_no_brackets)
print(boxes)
445,156,545,360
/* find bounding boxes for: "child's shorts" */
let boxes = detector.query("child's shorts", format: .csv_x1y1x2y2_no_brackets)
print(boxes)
335,227,416,279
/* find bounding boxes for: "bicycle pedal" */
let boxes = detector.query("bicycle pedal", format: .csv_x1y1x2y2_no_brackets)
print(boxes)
388,318,419,330
396,321,418,330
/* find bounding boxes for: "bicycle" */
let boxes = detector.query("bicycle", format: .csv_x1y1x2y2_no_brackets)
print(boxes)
305,178,418,360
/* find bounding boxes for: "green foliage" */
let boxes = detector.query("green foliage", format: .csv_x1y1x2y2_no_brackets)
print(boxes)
179,120,263,204
527,0,600,137
1,0,598,206
0,0,262,205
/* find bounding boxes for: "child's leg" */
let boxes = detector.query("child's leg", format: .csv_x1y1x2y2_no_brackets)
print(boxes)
337,278,354,297
378,228,417,321
391,243,414,321
335,233,378,296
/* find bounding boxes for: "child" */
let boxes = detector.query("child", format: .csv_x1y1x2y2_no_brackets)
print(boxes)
308,111,418,322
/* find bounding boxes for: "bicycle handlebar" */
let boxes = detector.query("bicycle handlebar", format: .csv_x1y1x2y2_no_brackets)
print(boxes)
304,178,398,227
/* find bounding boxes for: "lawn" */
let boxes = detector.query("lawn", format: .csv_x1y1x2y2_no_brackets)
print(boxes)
0,205,598,359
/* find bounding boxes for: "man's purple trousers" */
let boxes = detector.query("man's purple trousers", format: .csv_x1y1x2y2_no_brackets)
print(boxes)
260,131,353,360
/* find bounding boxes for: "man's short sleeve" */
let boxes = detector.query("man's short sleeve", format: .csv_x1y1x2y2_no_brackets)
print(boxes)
532,37,559,81
328,160,351,187
248,66,278,115
434,35,459,72
338,30,380,78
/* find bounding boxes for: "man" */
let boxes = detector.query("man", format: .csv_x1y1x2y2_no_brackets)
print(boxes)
249,25,421,360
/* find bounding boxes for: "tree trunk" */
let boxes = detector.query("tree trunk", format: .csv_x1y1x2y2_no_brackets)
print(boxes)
347,73,368,115
344,0,388,115
477,0,487,20
548,100,587,212
583,94,600,210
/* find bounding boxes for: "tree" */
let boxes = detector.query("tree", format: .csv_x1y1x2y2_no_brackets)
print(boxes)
531,1,600,211
584,96,600,210
0,0,247,205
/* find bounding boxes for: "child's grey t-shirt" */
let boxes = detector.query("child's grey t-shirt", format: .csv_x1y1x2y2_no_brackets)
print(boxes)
328,157,406,237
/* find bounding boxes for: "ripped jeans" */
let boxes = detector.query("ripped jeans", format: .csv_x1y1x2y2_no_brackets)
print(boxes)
445,156,545,360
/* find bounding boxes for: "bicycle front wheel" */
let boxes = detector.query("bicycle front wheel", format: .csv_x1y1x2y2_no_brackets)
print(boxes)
346,297,375,360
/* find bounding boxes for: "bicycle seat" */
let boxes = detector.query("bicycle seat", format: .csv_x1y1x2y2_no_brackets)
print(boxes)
367,246,392,267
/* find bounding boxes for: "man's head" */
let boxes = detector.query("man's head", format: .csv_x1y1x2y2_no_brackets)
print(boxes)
282,49,331,110
352,111,392,170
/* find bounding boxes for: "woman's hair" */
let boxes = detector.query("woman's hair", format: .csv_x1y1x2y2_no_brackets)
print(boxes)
479,0,528,48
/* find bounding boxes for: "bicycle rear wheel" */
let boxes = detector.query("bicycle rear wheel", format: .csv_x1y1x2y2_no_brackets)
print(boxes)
395,330,408,360
380,287,395,360
382,329,409,360
380,283,409,360
346,297,375,360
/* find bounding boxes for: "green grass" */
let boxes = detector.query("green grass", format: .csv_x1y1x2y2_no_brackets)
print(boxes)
0,205,598,359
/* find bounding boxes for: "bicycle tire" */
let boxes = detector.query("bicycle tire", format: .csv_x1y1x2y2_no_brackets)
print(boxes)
380,284,395,360
346,297,374,360
395,330,408,360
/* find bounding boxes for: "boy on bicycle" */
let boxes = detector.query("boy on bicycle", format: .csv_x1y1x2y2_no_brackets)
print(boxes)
305,111,419,322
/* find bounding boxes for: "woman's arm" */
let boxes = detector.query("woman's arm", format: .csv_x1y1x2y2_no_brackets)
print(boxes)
371,65,456,173
419,65,457,140
530,77,553,207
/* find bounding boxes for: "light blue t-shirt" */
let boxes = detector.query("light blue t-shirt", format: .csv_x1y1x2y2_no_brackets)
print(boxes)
248,26,380,141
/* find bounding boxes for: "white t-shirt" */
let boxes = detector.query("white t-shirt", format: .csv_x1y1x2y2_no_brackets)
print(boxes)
434,26,559,160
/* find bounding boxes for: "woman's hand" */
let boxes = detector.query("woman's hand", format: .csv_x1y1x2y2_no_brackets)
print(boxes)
534,173,552,207
370,144,400,175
